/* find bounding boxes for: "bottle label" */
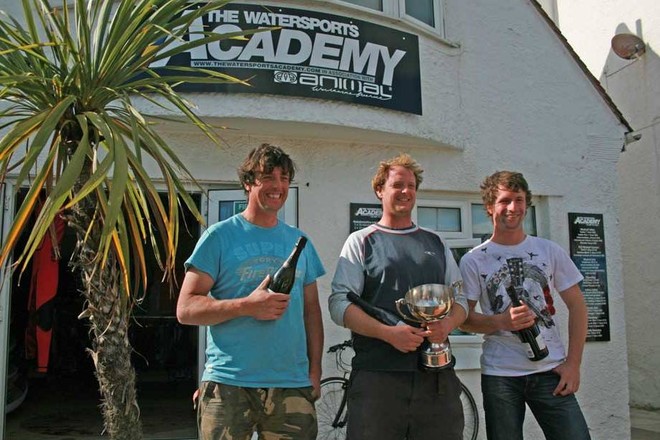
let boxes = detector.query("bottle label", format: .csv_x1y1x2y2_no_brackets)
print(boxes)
535,332,547,350
523,343,534,358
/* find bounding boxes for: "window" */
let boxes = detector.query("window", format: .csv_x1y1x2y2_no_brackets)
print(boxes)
336,0,444,34
207,188,299,226
404,0,436,27
471,204,537,242
418,206,461,233
415,200,469,239
340,0,383,9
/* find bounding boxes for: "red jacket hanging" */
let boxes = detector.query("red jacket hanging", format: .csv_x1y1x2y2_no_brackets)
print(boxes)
26,215,66,374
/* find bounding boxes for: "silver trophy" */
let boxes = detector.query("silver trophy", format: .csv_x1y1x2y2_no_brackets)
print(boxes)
395,282,460,370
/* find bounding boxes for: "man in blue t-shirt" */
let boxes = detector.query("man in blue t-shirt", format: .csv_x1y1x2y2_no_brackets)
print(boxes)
177,144,325,440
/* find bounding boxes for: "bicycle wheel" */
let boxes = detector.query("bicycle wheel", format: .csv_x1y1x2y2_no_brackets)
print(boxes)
317,377,349,440
460,381,479,440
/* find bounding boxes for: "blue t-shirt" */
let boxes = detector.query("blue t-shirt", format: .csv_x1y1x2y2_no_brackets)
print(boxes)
185,214,325,388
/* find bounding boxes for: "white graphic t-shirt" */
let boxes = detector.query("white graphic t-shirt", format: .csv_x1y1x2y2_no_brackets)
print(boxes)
459,236,583,376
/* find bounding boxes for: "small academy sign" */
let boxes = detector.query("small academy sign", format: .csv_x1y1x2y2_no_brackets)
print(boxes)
350,203,382,233
568,213,610,342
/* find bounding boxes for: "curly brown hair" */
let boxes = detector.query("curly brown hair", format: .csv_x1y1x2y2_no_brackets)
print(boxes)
238,143,296,192
371,153,424,197
480,171,533,216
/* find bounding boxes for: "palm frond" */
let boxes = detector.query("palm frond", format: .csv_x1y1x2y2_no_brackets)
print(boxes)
0,0,254,296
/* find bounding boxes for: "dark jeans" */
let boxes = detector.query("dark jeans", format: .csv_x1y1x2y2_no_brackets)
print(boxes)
481,372,591,440
347,369,464,440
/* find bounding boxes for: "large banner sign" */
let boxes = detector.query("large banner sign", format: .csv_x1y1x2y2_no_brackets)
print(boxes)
151,3,422,114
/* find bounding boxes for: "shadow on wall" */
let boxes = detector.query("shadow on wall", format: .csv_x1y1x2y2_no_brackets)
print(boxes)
602,19,660,411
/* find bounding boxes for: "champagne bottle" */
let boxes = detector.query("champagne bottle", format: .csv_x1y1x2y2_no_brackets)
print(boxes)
506,258,549,362
268,236,307,294
347,292,404,326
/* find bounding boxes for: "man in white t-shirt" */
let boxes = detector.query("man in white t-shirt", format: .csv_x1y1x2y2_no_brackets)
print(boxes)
459,171,590,440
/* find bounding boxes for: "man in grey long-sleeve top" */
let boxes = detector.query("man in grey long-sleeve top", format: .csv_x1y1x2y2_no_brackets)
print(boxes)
328,153,468,440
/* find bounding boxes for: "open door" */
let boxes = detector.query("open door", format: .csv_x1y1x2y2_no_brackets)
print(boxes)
3,189,201,440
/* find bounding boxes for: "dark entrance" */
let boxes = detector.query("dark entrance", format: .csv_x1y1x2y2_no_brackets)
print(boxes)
4,190,201,439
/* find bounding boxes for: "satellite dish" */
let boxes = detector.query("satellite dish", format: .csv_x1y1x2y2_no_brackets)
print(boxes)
611,33,646,60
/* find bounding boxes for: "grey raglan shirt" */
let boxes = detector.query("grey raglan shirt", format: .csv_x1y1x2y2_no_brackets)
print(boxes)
329,223,467,371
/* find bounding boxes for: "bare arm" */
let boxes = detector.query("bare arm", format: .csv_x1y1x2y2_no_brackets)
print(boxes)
343,304,428,353
176,267,290,326
303,281,324,398
552,283,588,396
460,299,536,335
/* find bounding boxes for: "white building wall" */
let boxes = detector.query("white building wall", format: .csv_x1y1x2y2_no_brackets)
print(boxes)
543,0,660,411
0,0,634,438
141,2,632,438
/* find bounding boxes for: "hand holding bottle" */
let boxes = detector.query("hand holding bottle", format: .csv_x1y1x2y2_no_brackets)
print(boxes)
505,301,537,332
385,325,428,353
244,275,290,320
506,257,549,361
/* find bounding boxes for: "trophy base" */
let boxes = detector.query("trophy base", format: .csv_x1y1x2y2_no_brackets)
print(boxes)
419,356,455,371
419,349,455,371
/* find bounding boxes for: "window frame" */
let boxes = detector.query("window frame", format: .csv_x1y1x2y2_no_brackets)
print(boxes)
398,0,443,34
332,0,446,37
413,199,471,239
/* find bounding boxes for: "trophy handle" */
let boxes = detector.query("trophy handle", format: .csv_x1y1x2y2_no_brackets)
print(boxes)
395,298,418,323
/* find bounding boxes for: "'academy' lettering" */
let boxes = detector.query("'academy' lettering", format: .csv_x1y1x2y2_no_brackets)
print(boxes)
573,216,601,226
153,14,406,87
356,208,382,216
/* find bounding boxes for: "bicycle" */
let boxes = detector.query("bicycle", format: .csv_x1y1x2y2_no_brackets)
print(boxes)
316,339,479,440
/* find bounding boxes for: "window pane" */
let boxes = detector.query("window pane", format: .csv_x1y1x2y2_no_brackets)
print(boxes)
471,204,537,240
340,0,383,10
524,208,537,235
471,204,491,237
418,207,461,232
405,0,435,27
438,207,461,232
418,207,437,230
219,201,236,221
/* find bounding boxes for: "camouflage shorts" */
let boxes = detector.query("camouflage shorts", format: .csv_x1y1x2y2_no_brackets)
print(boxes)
196,381,317,440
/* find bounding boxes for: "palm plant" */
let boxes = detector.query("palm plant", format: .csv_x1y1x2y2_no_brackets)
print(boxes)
0,0,250,438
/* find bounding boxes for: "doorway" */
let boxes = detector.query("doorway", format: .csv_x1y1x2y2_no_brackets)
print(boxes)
4,189,201,439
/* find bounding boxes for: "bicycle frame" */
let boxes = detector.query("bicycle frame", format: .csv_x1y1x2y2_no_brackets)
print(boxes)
318,339,479,440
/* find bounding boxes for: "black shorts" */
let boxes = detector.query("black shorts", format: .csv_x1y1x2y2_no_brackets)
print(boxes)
346,369,464,440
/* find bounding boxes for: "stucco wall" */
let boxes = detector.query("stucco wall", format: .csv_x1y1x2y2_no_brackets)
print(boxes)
551,0,660,411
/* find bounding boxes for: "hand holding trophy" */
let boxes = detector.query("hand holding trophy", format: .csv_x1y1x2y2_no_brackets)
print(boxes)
395,282,461,370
